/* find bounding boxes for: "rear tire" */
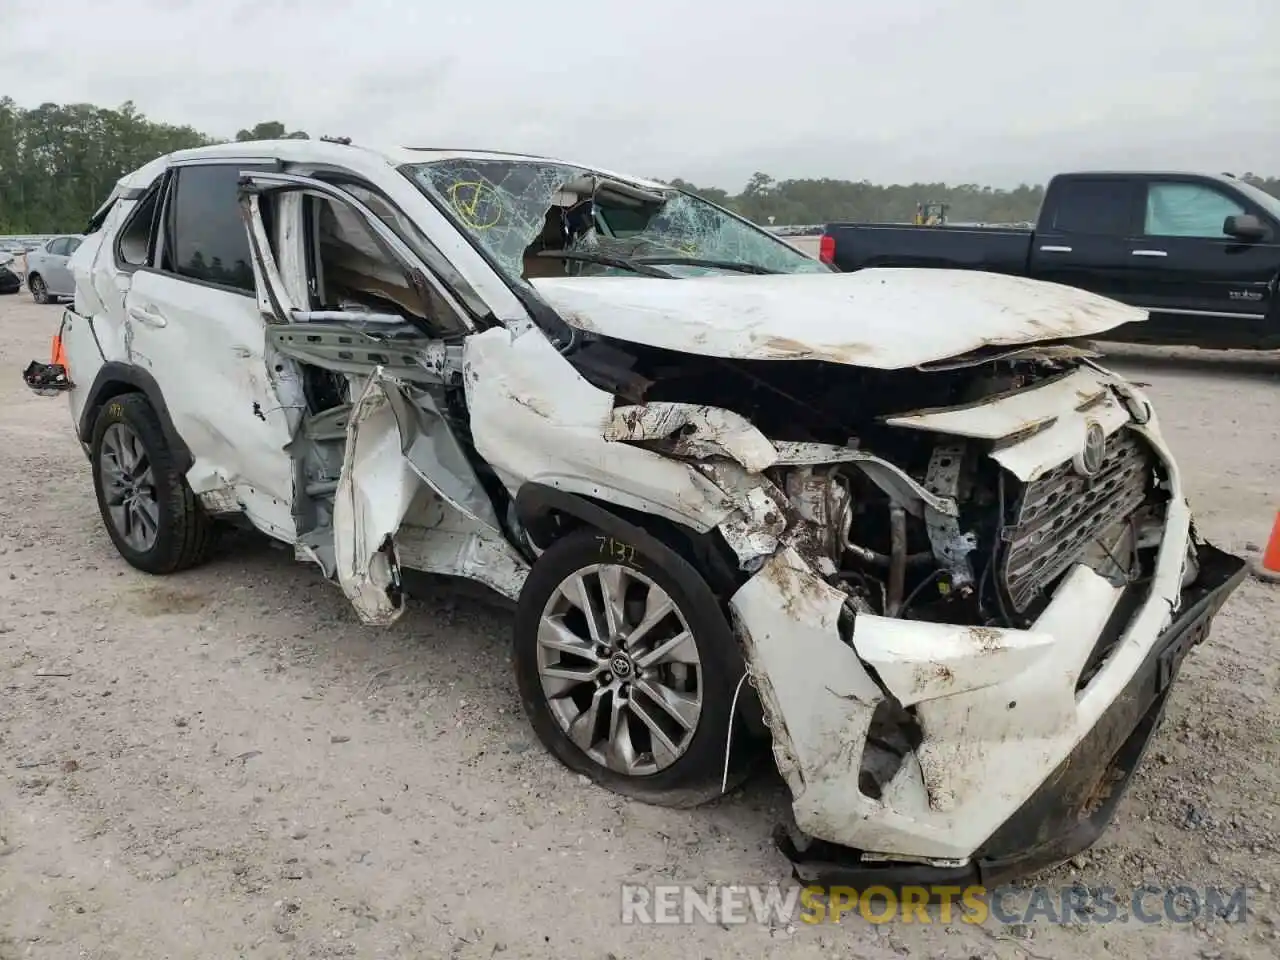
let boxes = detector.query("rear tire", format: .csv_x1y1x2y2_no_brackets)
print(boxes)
90,393,216,574
28,274,50,304
514,528,755,808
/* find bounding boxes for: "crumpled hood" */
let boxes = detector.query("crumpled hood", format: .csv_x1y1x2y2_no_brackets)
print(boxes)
529,267,1147,370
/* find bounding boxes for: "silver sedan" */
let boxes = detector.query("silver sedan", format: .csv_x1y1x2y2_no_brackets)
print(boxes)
24,235,84,304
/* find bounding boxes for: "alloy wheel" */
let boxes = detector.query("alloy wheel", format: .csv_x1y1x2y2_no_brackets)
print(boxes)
98,422,160,552
536,564,703,775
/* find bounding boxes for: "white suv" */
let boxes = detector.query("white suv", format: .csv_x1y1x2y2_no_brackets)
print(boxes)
26,139,1245,888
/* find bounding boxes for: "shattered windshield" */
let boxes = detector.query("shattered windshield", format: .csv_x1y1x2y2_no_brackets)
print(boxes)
403,159,829,282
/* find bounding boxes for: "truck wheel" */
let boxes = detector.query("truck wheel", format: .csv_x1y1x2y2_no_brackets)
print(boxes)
513,528,754,808
28,274,49,304
90,394,216,574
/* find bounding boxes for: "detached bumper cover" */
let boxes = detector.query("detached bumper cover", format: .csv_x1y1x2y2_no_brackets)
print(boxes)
780,540,1247,888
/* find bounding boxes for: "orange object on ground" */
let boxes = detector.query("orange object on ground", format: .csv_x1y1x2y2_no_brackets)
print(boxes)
51,334,67,368
1259,512,1280,576
1253,511,1280,584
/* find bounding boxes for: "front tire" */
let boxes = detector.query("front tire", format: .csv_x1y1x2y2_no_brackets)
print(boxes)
514,528,754,807
90,394,215,574
28,274,50,304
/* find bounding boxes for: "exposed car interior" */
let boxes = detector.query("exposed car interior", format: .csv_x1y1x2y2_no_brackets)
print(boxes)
309,195,432,321
519,178,672,280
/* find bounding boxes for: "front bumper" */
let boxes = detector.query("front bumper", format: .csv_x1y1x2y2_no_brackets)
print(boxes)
725,367,1248,885
775,539,1246,889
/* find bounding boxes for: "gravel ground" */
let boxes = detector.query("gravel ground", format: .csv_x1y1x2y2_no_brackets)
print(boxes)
0,294,1277,959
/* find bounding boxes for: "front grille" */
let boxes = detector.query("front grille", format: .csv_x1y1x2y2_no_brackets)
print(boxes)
1001,429,1154,612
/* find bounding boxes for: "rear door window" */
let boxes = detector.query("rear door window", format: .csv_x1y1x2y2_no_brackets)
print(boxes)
47,238,70,256
1048,180,1140,236
167,163,272,292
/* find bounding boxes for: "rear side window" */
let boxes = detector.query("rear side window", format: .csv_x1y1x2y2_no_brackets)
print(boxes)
1048,180,1139,236
116,180,166,268
168,164,263,292
66,238,82,256
47,238,70,256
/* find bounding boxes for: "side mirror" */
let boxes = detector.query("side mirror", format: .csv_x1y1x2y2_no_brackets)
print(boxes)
1223,213,1267,241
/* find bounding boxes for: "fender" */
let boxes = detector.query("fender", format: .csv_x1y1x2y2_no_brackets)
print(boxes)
515,482,747,599
77,362,193,472
516,482,676,555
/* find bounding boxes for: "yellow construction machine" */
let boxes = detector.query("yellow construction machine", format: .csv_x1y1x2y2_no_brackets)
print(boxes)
913,201,949,226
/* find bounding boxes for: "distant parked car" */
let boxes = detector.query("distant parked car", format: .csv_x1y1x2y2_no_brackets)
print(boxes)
25,235,83,304
0,253,21,295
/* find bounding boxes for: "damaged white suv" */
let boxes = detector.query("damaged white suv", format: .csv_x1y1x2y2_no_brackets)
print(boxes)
25,139,1245,888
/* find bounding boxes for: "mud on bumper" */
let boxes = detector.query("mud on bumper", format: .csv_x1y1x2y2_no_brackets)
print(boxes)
780,540,1247,890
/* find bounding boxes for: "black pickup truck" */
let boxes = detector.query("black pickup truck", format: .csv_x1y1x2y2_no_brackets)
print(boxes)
819,172,1280,349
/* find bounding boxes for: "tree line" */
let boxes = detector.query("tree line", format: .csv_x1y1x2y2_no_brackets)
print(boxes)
0,102,309,234
672,171,1280,227
1,98,1277,235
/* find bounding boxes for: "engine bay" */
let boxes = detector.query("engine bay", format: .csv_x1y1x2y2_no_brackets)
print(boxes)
568,337,1170,633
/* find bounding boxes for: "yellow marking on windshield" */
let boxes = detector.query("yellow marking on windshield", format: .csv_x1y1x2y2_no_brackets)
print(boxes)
449,181,503,230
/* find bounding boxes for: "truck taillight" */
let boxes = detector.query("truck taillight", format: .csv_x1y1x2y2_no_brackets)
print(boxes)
818,234,835,264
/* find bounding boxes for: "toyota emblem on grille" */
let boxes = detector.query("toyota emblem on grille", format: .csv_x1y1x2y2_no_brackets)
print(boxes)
1074,421,1106,478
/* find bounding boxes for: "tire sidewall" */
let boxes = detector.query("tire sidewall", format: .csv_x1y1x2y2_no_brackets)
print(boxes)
29,275,47,304
90,395,185,573
514,527,748,805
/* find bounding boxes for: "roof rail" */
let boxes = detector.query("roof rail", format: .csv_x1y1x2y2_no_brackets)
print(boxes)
403,146,551,159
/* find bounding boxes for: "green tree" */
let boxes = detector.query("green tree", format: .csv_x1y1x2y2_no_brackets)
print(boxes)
0,99,211,233
235,120,309,141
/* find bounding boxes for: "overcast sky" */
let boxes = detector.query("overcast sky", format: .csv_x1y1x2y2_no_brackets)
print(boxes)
4,0,1277,189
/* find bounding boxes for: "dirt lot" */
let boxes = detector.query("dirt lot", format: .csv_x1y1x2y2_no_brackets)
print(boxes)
0,294,1277,960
